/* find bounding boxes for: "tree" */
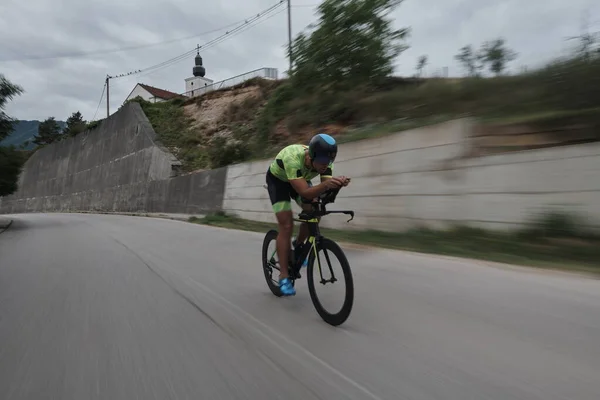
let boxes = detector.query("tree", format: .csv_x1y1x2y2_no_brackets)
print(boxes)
415,55,428,77
290,0,411,90
0,146,25,196
0,74,26,197
33,117,62,146
454,45,484,77
480,38,518,76
0,74,23,142
63,111,87,137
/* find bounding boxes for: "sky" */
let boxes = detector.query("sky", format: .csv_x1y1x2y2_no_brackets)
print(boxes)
1,0,599,122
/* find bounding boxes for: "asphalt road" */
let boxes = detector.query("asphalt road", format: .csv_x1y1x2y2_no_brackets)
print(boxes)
1,213,599,400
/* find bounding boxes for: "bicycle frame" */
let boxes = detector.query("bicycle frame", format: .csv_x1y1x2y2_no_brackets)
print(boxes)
264,187,354,282
290,188,355,282
262,186,356,325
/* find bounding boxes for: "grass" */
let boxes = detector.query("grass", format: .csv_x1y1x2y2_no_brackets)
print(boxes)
477,107,600,126
189,211,600,276
127,96,210,172
336,114,458,144
127,53,600,172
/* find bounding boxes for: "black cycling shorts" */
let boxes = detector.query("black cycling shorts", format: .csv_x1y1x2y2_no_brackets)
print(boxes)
266,169,313,213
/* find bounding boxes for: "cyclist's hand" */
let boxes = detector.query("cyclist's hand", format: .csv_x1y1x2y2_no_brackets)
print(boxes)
324,177,343,189
338,176,351,187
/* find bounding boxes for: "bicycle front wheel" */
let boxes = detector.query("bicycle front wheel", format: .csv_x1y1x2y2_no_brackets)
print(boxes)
262,229,283,297
307,238,354,326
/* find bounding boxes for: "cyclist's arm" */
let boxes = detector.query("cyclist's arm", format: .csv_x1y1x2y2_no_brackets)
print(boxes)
320,164,350,186
289,177,331,199
320,165,333,182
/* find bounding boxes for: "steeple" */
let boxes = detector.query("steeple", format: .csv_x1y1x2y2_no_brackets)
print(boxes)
193,44,206,77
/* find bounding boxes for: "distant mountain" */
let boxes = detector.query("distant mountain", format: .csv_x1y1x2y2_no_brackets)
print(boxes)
0,120,67,150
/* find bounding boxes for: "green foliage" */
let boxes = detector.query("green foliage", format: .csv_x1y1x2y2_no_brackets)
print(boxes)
0,74,26,197
1,120,66,149
0,146,26,196
290,0,410,90
454,45,485,77
32,117,63,146
455,38,517,77
533,54,600,111
191,210,600,273
415,55,428,77
130,96,213,171
63,111,87,137
480,38,518,75
86,120,102,131
247,0,413,146
348,48,600,123
130,12,599,172
129,83,282,171
254,83,295,148
206,136,249,168
518,210,594,240
130,96,192,150
0,74,24,142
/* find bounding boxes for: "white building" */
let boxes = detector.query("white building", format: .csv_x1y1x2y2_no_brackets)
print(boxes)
125,83,183,103
124,49,279,104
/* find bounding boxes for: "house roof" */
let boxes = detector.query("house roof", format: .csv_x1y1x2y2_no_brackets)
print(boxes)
137,83,183,100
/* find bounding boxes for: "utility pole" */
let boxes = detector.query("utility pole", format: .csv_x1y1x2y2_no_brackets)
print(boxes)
106,75,110,118
287,0,292,75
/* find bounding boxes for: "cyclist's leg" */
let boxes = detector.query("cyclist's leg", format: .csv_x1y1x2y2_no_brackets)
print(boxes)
266,170,296,295
296,203,313,244
290,184,317,268
274,209,293,279
293,180,316,245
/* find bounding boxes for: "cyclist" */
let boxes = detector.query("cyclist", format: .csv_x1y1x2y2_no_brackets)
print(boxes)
265,133,350,296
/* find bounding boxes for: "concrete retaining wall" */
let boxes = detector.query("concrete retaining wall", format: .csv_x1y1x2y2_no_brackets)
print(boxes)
0,102,226,215
146,167,227,214
2,107,599,233
222,119,600,232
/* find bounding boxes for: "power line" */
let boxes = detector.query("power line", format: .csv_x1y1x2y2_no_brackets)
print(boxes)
134,1,285,78
109,1,285,82
135,7,287,80
0,11,280,63
104,1,286,115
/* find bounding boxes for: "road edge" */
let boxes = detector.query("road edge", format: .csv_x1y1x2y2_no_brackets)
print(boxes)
24,211,600,281
0,219,13,235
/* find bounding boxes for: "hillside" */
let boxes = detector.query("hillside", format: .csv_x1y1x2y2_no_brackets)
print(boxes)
125,54,600,173
0,119,67,149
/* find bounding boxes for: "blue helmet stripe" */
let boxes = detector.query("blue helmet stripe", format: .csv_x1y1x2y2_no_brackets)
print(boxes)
318,133,336,145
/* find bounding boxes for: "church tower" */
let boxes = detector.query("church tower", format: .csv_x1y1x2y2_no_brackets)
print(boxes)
185,45,214,97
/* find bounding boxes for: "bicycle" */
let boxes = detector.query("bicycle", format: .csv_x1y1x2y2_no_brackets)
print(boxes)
261,187,355,326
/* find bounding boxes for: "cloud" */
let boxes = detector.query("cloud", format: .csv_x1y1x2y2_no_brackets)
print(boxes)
1,0,598,121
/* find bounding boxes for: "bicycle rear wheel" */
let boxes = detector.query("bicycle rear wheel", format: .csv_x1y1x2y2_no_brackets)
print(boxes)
262,229,283,297
307,238,354,326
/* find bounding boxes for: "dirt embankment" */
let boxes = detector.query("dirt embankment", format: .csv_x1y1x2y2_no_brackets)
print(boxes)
183,85,263,139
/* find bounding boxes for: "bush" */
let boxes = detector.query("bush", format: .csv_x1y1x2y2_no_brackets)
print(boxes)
207,136,250,168
254,83,296,145
0,146,26,196
518,210,595,240
86,120,102,131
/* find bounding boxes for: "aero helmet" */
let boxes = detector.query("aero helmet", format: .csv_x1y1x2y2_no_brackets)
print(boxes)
308,133,337,164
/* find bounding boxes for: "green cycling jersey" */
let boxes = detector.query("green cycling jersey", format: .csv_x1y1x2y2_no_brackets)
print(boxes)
268,144,334,182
